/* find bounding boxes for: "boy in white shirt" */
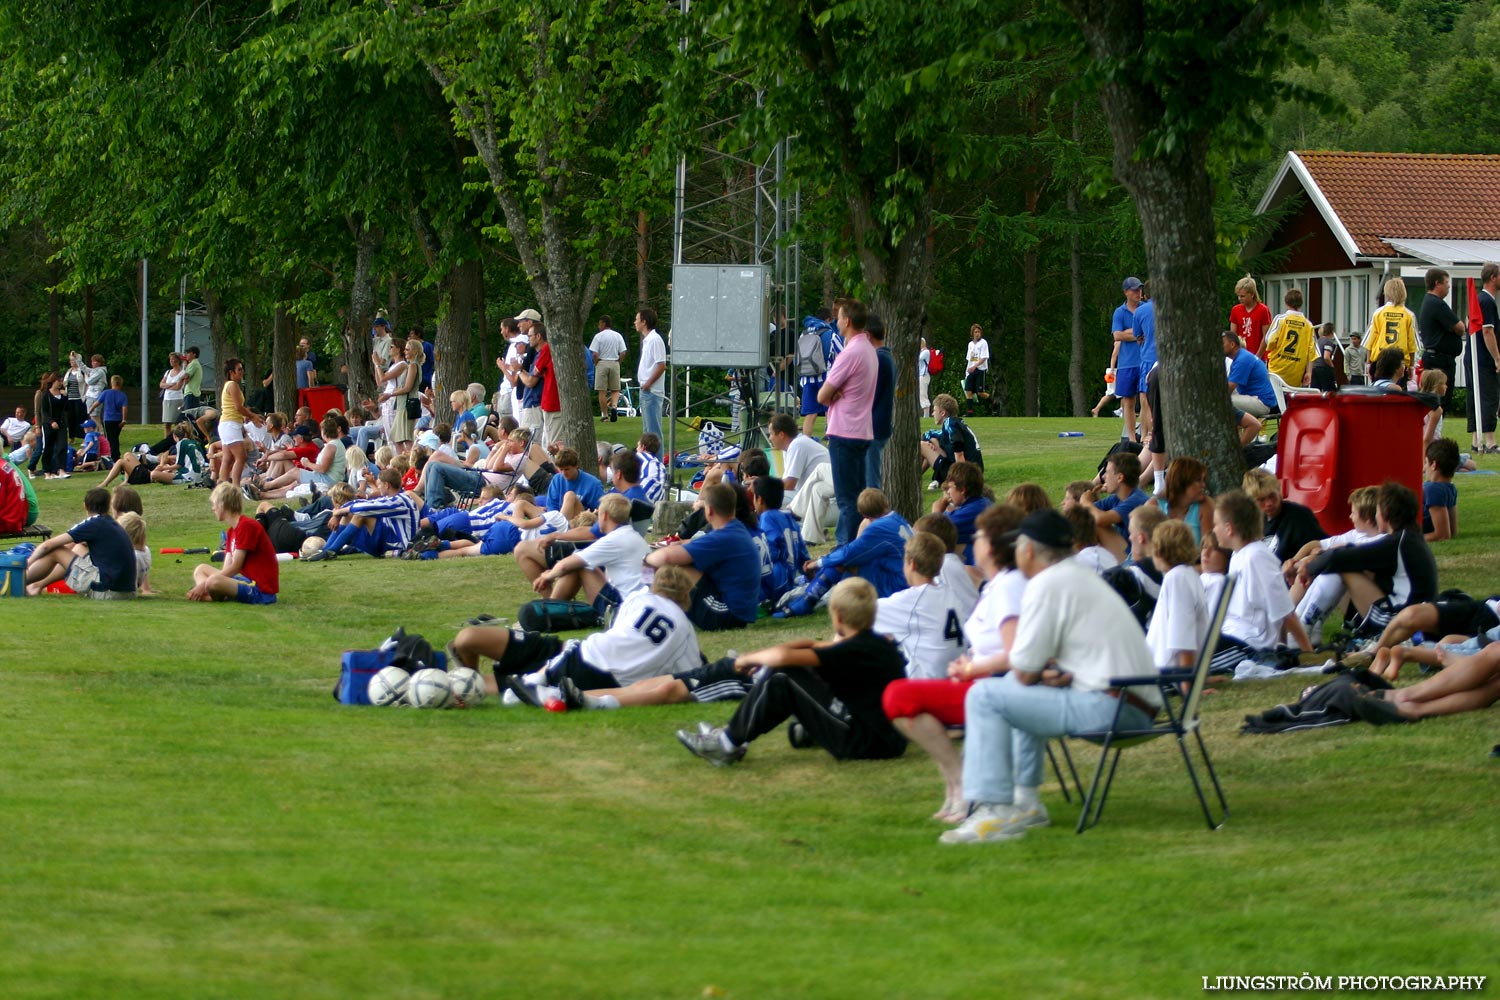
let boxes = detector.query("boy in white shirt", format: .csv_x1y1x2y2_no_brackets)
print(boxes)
913,512,980,610
875,532,971,680
1207,490,1311,674
1146,520,1208,669
1287,486,1383,634
531,493,649,615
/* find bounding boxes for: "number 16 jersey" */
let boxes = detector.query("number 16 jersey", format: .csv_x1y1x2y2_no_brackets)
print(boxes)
578,588,702,685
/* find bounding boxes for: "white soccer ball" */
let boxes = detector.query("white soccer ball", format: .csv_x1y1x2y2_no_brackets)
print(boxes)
300,536,326,558
446,666,486,707
407,667,453,709
368,666,410,707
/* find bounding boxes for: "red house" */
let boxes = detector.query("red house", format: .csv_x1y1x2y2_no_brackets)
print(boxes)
1246,151,1500,352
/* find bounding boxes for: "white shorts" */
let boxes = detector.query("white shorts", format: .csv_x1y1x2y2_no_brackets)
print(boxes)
219,419,245,445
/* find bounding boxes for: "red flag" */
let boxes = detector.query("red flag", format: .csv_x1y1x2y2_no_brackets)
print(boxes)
1469,277,1484,333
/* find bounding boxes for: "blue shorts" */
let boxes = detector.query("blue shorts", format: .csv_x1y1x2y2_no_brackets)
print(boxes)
234,575,277,605
800,382,826,417
1113,366,1142,397
592,583,622,617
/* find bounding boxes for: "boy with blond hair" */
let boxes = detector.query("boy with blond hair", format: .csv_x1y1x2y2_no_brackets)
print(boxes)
677,577,908,766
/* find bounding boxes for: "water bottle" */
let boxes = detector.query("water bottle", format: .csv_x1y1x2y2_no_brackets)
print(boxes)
1104,367,1116,396
1058,431,1085,438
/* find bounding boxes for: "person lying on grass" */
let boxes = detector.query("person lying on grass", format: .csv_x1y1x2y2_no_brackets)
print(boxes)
187,482,278,604
676,576,908,767
1380,641,1500,720
1354,594,1500,681
446,565,701,704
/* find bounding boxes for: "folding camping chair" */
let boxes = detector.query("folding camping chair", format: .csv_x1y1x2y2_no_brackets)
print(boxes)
1070,573,1237,833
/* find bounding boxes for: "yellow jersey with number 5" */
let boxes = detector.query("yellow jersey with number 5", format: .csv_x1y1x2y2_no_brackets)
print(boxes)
1264,310,1317,386
1361,304,1418,371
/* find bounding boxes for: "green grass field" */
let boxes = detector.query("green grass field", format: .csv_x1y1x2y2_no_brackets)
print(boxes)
4,417,1498,999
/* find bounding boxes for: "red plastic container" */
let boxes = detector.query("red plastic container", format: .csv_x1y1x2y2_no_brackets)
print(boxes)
1276,391,1431,536
298,386,347,421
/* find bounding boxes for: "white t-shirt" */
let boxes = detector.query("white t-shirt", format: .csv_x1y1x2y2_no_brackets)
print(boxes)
1146,564,1208,668
875,580,971,679
966,338,990,372
520,509,570,541
1223,543,1294,648
782,433,829,488
578,589,701,685
938,552,980,615
1075,545,1119,574
962,567,1028,659
1319,527,1382,550
578,523,650,597
1200,571,1226,612
638,330,666,395
160,369,186,403
589,328,628,361
1,416,31,441
1008,557,1156,700
918,349,930,377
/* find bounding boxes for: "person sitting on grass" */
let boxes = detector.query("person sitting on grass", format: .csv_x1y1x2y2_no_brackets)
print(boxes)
930,460,991,564
676,576,908,767
1287,486,1383,634
1206,490,1312,674
24,487,136,598
0,455,38,533
250,415,346,500
775,487,913,618
186,483,278,604
114,511,155,595
1090,450,1149,563
529,493,648,614
305,468,421,561
413,489,564,560
1422,438,1459,542
753,476,807,608
1066,503,1117,574
1300,480,1437,640
1145,519,1208,670
940,509,1160,845
645,482,761,631
74,419,105,471
1243,467,1325,563
913,513,981,608
450,566,702,710
919,393,982,489
544,447,603,517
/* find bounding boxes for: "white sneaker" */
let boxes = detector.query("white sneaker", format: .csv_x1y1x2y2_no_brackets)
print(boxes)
1016,802,1050,829
938,804,1029,844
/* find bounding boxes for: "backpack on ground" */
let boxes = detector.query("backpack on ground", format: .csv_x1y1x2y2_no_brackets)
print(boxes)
796,329,828,378
927,348,945,374
518,599,601,633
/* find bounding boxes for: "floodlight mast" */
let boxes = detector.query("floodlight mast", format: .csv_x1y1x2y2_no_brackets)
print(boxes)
669,0,802,480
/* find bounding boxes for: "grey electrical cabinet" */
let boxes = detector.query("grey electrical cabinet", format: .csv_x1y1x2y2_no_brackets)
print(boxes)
669,264,770,368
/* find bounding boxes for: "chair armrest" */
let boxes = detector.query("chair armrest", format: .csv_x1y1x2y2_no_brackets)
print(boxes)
1108,673,1176,688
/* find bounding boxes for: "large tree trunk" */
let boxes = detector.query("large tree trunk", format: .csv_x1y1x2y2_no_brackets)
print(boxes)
344,223,381,408
436,258,480,422
857,203,932,527
1067,107,1088,416
82,284,94,358
474,260,489,390
48,261,60,369
1071,3,1244,491
636,210,649,307
273,303,296,417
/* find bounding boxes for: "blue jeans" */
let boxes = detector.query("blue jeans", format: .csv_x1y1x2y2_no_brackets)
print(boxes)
424,462,487,509
863,436,888,490
640,390,663,440
825,434,869,546
351,424,382,455
961,673,1152,805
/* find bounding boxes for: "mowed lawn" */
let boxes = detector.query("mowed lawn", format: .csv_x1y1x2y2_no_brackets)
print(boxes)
3,416,1498,999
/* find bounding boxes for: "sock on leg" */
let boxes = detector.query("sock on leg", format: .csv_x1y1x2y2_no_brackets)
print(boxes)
1014,785,1040,809
522,669,548,687
585,693,619,710
1153,470,1166,495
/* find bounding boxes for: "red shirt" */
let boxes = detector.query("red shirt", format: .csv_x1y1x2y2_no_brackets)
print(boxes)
1231,302,1273,357
537,343,560,412
287,443,319,465
401,467,419,492
229,515,279,594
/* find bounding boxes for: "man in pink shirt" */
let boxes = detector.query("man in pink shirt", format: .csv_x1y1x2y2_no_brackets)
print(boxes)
817,298,878,544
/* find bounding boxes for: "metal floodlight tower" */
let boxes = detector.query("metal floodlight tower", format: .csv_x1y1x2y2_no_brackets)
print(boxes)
668,0,801,471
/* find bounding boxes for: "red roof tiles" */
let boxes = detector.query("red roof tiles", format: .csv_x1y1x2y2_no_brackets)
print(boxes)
1297,151,1500,257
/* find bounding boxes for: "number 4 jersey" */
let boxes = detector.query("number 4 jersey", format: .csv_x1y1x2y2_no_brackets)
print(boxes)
874,578,979,680
577,588,703,685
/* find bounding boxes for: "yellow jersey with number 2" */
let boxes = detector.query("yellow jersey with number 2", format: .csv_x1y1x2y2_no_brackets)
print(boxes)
1264,310,1317,386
